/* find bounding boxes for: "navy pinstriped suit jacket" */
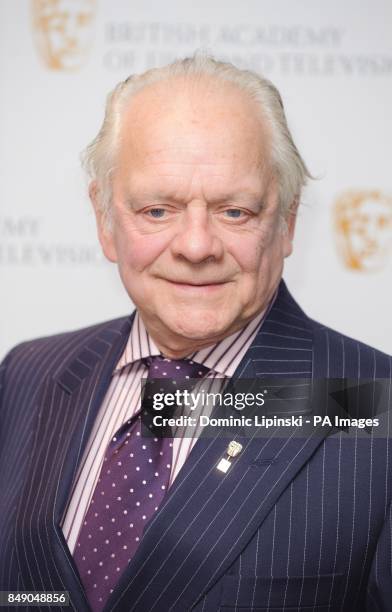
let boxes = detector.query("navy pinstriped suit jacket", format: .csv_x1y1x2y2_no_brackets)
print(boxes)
0,280,391,612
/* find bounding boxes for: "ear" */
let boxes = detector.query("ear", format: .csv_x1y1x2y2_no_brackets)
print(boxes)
89,181,118,263
282,196,300,258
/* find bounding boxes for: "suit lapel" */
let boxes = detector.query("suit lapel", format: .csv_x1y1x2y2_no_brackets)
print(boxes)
105,282,334,612
14,316,133,611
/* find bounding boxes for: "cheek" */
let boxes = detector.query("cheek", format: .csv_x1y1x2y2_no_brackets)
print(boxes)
240,241,265,271
115,229,171,273
226,226,285,273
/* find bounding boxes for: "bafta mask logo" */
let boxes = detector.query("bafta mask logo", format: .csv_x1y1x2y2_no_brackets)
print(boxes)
333,190,392,271
31,0,96,71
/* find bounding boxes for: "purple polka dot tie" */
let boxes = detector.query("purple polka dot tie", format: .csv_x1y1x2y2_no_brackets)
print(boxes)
73,356,208,612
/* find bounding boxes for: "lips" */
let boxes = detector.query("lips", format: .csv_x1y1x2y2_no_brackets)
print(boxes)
163,279,229,293
165,280,227,287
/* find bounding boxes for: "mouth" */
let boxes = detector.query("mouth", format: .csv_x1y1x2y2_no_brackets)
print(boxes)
164,279,229,293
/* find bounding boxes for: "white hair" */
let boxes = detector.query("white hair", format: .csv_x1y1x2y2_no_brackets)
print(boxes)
82,54,311,227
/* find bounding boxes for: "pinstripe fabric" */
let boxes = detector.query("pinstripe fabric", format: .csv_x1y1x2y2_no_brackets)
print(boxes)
61,308,268,555
0,280,391,612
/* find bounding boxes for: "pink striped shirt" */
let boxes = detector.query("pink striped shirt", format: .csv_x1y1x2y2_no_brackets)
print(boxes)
61,308,268,553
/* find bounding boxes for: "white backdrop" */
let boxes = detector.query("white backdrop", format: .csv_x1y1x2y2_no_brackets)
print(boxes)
1,0,391,360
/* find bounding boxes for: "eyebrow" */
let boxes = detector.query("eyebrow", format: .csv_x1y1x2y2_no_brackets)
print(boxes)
127,190,263,205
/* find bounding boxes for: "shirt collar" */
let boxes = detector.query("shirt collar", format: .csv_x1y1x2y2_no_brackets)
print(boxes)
114,311,161,371
114,294,276,377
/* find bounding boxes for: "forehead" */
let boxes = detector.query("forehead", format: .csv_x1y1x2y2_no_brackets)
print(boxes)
117,77,270,179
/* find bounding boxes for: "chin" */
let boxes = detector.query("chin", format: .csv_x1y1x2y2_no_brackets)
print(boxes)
166,311,231,342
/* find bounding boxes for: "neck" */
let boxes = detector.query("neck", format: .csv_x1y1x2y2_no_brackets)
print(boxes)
139,310,268,360
148,333,225,360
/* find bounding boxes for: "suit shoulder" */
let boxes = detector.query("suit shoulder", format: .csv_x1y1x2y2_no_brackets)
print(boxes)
309,318,391,378
1,315,132,378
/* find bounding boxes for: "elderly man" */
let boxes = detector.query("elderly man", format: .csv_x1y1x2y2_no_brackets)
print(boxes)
0,56,391,612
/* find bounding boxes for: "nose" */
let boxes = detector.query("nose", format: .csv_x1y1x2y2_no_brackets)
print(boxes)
170,203,224,263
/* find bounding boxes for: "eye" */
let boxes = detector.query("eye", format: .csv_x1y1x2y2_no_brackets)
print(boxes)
226,209,242,217
223,208,247,219
147,208,166,218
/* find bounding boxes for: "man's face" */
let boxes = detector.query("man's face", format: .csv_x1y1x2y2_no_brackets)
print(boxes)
94,79,296,355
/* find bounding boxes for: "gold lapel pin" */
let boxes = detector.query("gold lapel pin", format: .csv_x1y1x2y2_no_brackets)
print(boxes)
217,441,243,473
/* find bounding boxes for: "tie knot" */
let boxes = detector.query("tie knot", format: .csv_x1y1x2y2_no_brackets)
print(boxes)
144,355,209,381
141,357,209,433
